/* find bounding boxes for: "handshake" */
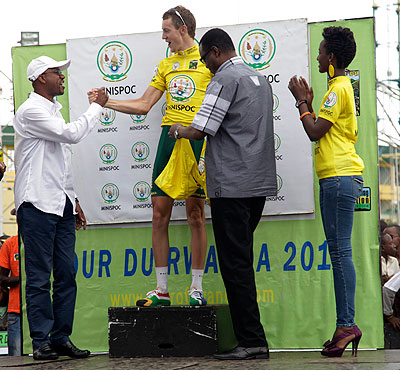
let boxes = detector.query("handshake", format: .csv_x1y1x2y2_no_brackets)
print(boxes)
87,87,108,107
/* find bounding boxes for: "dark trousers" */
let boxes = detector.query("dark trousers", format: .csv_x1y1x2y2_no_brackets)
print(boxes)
17,198,77,349
210,197,267,348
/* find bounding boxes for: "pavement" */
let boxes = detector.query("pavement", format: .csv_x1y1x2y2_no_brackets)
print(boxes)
0,350,400,370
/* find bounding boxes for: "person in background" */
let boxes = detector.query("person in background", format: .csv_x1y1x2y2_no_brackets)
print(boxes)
14,55,108,360
169,28,276,360
288,26,364,357
380,219,388,233
0,163,8,342
0,235,20,356
384,225,400,263
383,271,400,330
381,232,399,285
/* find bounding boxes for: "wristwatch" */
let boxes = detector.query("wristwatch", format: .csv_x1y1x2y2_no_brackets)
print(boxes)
174,128,180,140
295,100,307,108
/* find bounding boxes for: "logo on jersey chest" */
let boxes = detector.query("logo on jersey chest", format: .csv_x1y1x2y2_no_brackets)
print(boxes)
168,74,196,103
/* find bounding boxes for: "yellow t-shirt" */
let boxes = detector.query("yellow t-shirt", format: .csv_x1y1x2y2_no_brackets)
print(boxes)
315,76,364,179
150,44,213,127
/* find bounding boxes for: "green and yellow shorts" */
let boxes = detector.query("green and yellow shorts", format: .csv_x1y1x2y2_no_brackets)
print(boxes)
151,125,205,198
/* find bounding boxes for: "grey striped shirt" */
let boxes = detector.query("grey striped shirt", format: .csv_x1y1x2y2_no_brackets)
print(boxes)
192,57,277,198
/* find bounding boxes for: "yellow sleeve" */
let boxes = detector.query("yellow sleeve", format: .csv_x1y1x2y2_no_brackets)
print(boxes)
318,86,343,124
150,63,166,93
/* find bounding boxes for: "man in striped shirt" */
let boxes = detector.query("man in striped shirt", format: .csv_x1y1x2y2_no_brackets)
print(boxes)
169,28,277,360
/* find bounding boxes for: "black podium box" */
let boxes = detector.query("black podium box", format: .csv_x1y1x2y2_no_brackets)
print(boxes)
108,305,236,357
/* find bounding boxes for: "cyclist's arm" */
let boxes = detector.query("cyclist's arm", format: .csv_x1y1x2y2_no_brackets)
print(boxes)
105,85,163,115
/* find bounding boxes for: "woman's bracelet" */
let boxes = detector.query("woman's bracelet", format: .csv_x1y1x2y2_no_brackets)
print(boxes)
300,112,312,120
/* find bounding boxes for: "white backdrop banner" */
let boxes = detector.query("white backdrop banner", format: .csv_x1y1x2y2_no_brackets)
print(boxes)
66,18,314,224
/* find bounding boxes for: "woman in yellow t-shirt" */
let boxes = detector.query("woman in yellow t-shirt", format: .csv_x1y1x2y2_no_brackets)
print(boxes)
288,26,364,357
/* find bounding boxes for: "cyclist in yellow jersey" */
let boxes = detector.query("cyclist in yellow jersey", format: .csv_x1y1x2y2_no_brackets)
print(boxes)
89,6,212,307
289,26,364,357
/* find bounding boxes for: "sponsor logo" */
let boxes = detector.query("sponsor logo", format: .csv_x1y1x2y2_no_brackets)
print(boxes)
101,183,119,203
130,114,147,124
355,187,371,212
277,174,283,193
152,65,159,78
99,166,119,172
314,142,320,155
97,41,132,82
323,91,337,109
106,85,136,96
101,204,121,211
274,134,281,152
168,75,196,102
169,104,195,112
14,253,19,262
99,144,118,164
266,195,285,202
131,142,150,162
100,108,116,126
161,102,167,117
165,38,199,57
189,60,199,69
133,181,151,202
131,163,152,170
264,74,280,84
129,125,150,131
273,94,279,112
239,29,276,70
98,127,118,133
199,155,205,175
320,108,333,116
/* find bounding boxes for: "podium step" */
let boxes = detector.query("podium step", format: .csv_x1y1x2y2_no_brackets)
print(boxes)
109,304,235,357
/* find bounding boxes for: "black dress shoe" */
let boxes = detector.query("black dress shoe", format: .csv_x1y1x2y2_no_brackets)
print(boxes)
214,346,269,360
33,343,59,360
52,340,90,358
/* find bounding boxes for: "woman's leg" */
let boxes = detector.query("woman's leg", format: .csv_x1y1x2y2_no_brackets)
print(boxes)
319,176,363,328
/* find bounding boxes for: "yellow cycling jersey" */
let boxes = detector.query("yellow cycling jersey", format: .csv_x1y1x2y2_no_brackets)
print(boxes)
315,76,364,179
150,44,213,127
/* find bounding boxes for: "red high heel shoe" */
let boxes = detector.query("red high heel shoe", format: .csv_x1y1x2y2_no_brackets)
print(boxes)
321,326,362,357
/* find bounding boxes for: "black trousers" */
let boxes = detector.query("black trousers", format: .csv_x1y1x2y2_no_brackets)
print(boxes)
210,197,267,348
18,198,77,349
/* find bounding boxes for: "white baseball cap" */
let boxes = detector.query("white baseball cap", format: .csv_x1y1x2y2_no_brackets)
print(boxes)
27,56,71,82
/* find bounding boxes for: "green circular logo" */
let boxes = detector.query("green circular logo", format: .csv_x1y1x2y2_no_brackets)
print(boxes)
133,181,151,202
323,91,337,109
239,29,276,70
168,74,196,103
130,114,147,124
161,102,167,117
97,41,132,82
101,183,119,203
274,134,281,152
99,144,118,164
273,94,279,112
277,174,283,193
100,108,116,126
131,142,150,162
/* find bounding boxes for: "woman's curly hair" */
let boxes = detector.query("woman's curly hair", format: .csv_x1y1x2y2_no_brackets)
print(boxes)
322,26,356,68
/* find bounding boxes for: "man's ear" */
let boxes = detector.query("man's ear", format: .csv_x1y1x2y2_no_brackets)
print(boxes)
180,25,188,36
36,75,46,85
214,46,221,58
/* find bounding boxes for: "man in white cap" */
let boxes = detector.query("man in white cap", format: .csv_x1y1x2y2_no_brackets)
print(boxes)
14,56,108,360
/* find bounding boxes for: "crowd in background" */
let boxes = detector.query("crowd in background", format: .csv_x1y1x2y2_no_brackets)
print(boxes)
380,220,400,330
